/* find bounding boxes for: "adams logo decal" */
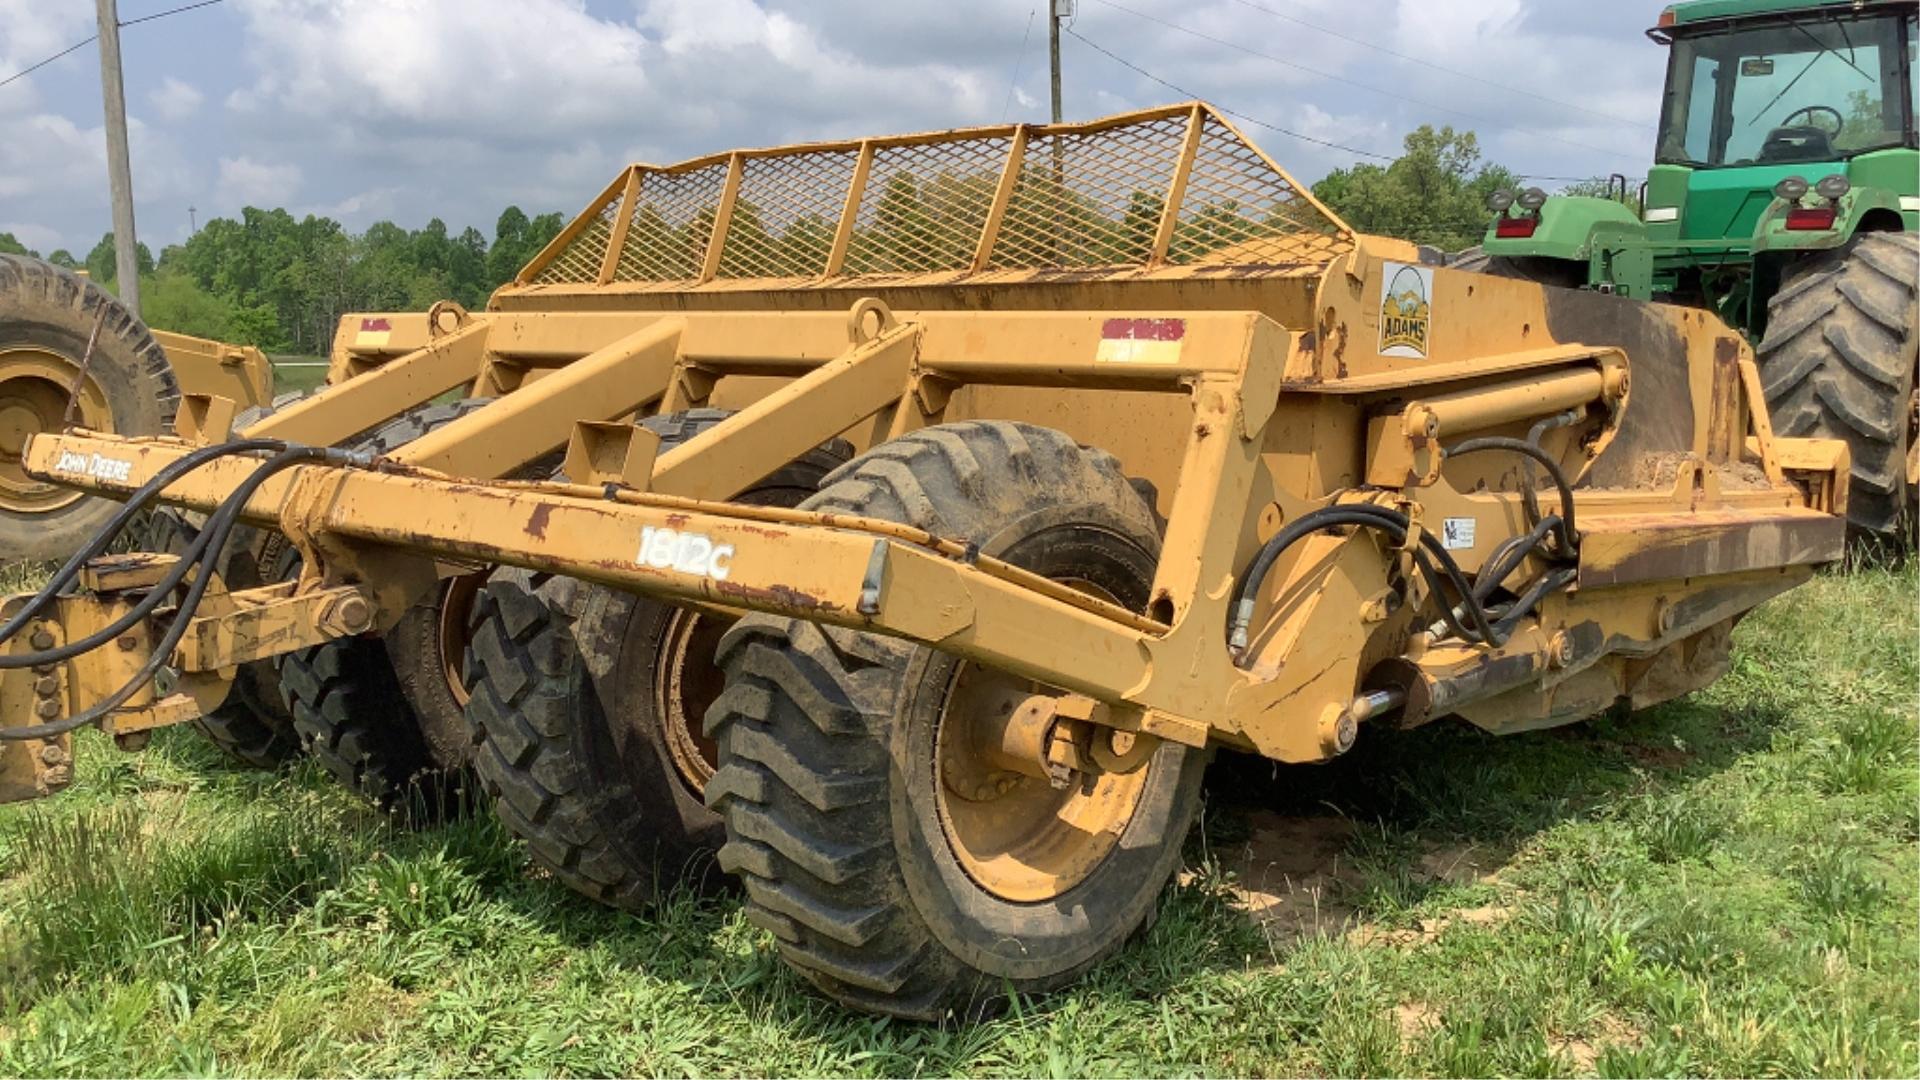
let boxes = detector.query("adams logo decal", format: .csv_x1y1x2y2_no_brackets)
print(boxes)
1378,262,1434,359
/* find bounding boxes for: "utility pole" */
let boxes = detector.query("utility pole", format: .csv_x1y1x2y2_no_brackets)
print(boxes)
95,0,140,316
1048,0,1068,124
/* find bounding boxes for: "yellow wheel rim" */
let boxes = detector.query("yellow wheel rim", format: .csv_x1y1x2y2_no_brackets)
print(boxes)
0,347,112,515
654,606,730,794
933,583,1151,904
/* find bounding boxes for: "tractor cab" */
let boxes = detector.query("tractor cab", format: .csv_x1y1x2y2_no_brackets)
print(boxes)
1646,1,1918,248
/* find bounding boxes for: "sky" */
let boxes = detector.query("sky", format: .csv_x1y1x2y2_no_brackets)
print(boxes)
0,0,1670,258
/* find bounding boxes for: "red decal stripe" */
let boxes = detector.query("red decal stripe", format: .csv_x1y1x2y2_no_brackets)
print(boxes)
360,318,392,332
1101,317,1184,342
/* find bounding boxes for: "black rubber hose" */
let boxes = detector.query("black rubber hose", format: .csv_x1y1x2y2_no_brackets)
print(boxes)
0,439,289,647
1228,503,1502,654
0,445,348,740
0,445,361,668
1443,436,1580,551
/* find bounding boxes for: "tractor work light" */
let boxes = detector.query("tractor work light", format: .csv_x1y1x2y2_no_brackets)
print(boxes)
1516,188,1548,211
1773,176,1810,202
1487,189,1515,212
1814,175,1851,200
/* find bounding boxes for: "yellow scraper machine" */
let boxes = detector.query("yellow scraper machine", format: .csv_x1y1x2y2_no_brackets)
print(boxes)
0,103,1847,1019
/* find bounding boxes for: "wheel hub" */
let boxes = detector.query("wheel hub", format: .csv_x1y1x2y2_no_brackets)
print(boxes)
933,660,1150,904
0,348,112,514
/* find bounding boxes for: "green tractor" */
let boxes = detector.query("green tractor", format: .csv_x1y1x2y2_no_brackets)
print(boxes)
1467,0,1918,540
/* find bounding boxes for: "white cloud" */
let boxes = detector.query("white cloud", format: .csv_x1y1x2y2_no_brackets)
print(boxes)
148,78,205,122
0,222,62,252
215,156,303,208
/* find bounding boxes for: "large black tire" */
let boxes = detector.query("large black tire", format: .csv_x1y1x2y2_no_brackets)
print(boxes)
277,398,504,812
705,421,1207,1020
1447,246,1587,288
0,255,179,561
1757,232,1919,542
147,390,314,768
462,409,850,909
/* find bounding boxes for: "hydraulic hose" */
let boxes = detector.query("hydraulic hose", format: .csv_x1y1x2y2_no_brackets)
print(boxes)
1,443,368,741
0,439,288,647
1442,436,1580,552
1228,503,1502,655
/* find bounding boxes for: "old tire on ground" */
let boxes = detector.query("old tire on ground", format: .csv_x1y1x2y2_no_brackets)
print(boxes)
278,398,504,813
706,421,1206,1020
147,390,314,768
1757,232,1919,542
462,408,851,910
0,254,179,561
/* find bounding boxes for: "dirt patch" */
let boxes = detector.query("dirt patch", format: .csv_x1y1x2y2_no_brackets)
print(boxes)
1550,1014,1645,1071
1346,904,1514,948
1207,812,1364,943
1394,1001,1440,1045
1416,843,1502,886
1206,813,1519,951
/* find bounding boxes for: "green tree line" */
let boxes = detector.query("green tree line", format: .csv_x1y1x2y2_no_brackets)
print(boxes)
0,124,1626,351
1,206,562,354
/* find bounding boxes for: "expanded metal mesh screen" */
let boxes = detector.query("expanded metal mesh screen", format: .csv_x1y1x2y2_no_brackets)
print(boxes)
521,104,1351,288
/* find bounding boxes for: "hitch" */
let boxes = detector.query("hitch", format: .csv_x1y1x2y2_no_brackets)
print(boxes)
1,552,374,804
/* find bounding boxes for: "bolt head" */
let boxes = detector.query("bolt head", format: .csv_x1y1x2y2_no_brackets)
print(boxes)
33,675,59,697
117,635,140,651
28,627,54,650
39,744,70,766
34,699,61,720
1334,714,1358,753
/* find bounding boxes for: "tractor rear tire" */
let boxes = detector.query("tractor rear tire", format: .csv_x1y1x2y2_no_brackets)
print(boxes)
462,409,851,909
277,398,504,813
0,254,179,561
1757,232,1919,543
705,421,1206,1020
1447,246,1587,289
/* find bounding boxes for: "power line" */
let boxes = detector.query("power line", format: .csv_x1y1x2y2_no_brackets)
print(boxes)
0,0,228,90
1067,28,1602,185
1002,8,1039,121
0,37,95,90
120,0,227,29
1066,27,1397,160
1085,0,1645,164
1220,0,1654,131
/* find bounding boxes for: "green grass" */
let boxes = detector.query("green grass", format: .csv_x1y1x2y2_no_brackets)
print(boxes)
0,565,1913,1076
269,359,329,398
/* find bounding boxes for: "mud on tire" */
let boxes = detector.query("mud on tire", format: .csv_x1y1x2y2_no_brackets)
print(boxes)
462,409,851,909
705,421,1207,1020
1757,232,1919,542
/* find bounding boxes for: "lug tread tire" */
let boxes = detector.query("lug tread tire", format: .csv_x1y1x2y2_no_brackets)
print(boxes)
1756,233,1919,539
0,254,179,560
706,420,1197,1021
461,408,850,909
275,398,499,810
